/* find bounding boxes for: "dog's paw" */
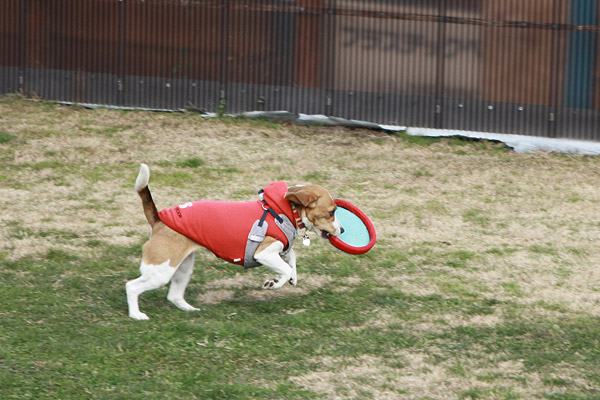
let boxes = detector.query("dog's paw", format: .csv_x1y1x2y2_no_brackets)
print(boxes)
169,298,200,312
177,303,200,312
129,312,150,320
263,277,286,290
290,267,297,286
263,278,278,289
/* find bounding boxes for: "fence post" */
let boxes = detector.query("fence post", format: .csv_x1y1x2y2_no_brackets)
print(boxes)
118,0,126,106
323,0,336,116
18,0,25,93
434,0,448,129
548,0,563,138
219,0,229,113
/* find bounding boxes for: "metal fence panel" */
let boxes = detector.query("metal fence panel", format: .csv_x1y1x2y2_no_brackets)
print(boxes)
0,0,598,140
0,0,21,95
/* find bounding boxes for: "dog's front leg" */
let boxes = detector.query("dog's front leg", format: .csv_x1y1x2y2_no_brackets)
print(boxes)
284,249,297,287
255,241,293,290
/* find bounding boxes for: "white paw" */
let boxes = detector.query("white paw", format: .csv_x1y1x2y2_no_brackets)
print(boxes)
263,276,287,290
170,298,200,312
289,268,297,287
177,303,200,312
129,312,149,320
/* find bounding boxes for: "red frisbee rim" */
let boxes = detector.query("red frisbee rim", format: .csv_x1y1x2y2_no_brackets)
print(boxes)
329,199,376,255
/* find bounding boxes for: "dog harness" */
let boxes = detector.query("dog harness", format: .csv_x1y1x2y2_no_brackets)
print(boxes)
157,181,300,268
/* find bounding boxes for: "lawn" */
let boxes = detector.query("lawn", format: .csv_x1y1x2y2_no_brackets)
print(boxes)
1,96,599,399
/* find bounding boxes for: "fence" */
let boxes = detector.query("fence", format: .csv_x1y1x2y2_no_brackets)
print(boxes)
1,0,599,140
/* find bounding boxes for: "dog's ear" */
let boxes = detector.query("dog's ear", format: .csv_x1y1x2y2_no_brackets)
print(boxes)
285,186,318,208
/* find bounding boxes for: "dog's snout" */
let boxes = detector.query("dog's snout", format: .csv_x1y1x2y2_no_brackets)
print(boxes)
331,216,343,237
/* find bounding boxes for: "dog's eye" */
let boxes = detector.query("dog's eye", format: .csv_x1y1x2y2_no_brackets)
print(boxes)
320,209,336,219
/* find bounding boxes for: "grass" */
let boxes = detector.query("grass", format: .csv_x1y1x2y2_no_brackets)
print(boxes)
1,96,600,399
0,130,17,143
7,247,596,399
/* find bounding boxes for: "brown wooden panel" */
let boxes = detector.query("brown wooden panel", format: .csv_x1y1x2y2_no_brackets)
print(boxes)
482,0,567,106
226,7,276,84
124,0,220,80
23,0,120,73
0,0,20,66
123,0,280,83
294,0,323,87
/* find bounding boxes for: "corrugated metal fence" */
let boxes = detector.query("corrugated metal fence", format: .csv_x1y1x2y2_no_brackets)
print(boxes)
1,0,599,140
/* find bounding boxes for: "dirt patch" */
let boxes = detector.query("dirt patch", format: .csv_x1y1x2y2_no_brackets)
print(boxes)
202,273,255,290
197,289,236,305
290,352,597,399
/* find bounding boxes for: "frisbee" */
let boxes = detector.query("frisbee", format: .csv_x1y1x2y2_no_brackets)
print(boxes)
329,199,376,255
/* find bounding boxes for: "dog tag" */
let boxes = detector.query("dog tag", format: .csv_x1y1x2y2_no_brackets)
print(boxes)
302,233,310,247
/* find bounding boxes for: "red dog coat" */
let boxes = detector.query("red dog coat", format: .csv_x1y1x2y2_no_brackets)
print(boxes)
158,181,297,266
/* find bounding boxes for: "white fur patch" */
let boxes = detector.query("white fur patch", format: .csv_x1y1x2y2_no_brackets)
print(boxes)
134,163,150,191
126,260,176,320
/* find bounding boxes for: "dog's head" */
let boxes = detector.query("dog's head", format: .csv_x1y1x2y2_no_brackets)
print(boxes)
285,185,343,238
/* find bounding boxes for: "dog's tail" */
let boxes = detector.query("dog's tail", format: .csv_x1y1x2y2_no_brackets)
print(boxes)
135,163,160,227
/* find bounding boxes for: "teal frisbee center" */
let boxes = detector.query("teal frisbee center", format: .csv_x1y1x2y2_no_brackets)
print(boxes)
335,207,370,247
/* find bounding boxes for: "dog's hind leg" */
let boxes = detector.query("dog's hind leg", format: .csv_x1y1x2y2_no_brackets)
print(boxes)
126,260,178,320
167,252,199,312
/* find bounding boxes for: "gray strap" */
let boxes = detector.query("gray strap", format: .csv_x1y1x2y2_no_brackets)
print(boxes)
244,220,268,268
243,214,297,269
275,215,297,253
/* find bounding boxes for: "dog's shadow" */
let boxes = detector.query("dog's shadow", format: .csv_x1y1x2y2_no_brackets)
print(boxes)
195,273,310,306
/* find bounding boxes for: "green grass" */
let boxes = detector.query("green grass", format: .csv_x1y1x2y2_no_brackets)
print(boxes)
1,244,599,399
462,209,492,228
177,157,206,169
0,131,17,143
302,170,331,184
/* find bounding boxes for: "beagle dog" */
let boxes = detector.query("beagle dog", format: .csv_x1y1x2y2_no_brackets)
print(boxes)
126,164,342,320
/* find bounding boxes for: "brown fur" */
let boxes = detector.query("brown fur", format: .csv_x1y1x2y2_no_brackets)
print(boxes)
286,185,337,239
285,186,320,207
141,222,201,267
137,186,160,227
256,236,279,255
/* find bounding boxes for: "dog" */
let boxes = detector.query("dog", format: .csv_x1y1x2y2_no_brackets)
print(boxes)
126,164,343,320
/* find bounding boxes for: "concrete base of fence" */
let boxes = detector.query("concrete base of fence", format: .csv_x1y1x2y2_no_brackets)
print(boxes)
240,111,600,155
406,127,600,155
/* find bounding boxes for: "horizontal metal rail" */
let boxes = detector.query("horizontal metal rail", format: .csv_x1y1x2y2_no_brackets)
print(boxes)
196,3,600,33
